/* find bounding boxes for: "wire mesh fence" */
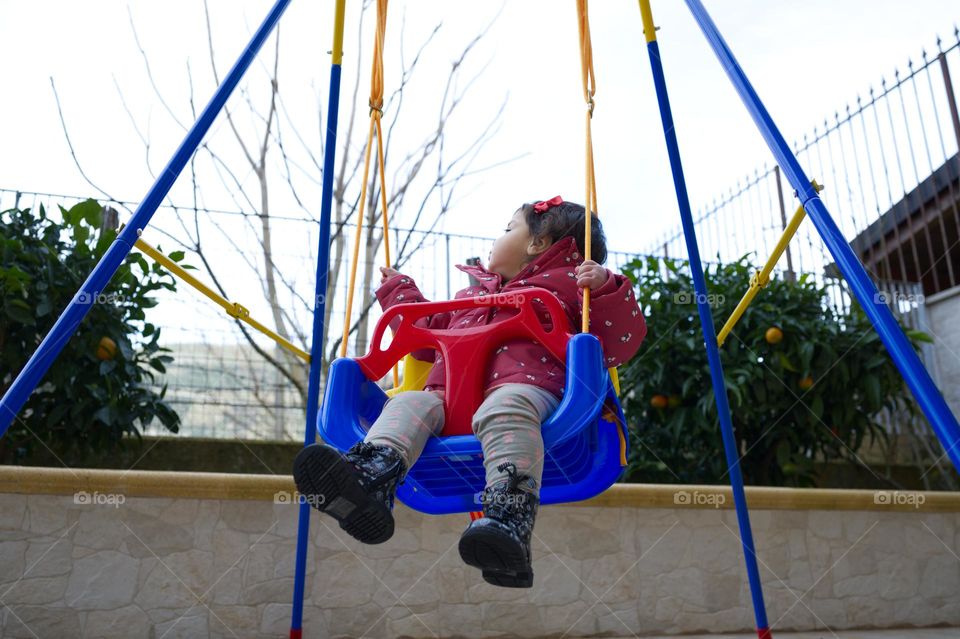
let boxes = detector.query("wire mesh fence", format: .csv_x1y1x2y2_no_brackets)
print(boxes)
1,188,659,440
2,185,939,442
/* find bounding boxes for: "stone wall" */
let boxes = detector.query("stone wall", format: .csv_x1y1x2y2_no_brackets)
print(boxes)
2,469,959,638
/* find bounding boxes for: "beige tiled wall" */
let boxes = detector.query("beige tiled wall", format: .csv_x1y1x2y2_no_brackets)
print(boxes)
2,489,959,638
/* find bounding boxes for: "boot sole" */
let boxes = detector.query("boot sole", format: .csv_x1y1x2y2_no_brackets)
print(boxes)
293,444,395,544
458,526,533,588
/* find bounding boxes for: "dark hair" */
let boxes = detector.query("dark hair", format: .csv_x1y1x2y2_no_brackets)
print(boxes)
522,200,607,264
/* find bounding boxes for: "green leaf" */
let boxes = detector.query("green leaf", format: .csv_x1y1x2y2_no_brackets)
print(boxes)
778,353,799,372
5,299,35,324
58,204,76,225
74,224,89,246
905,329,934,344
810,395,824,420
864,375,881,408
93,405,114,426
68,199,102,227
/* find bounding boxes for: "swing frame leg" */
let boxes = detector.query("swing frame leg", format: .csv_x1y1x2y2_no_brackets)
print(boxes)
638,1,772,636
289,1,347,637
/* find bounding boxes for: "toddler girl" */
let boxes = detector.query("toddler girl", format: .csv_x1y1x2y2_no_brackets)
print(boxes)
294,196,646,588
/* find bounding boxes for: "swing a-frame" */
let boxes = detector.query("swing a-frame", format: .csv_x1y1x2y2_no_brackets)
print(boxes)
2,1,958,638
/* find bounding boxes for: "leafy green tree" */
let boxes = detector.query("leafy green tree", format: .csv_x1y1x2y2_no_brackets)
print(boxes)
618,255,929,487
1,200,181,463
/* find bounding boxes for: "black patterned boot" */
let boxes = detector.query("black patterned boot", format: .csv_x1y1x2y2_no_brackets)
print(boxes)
293,441,407,544
458,462,539,588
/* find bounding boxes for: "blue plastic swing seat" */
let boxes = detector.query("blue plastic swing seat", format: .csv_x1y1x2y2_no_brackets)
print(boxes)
317,333,629,515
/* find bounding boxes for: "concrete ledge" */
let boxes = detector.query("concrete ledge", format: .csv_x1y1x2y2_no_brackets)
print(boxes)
3,465,960,511
0,466,291,501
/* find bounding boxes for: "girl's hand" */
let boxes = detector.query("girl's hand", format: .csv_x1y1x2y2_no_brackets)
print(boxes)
575,260,609,291
379,266,401,284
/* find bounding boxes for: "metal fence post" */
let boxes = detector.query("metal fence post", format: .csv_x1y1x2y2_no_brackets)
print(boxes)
774,165,796,281
940,51,960,153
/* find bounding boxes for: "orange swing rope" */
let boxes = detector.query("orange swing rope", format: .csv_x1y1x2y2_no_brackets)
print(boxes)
576,0,599,334
340,0,399,388
577,0,627,465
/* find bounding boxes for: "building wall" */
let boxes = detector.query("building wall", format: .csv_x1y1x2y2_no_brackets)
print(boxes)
928,285,960,419
2,475,960,638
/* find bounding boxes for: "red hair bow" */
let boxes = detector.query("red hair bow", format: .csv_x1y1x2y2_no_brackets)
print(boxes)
532,195,563,213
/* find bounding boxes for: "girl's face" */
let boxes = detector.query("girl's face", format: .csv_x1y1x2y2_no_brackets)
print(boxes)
486,208,553,282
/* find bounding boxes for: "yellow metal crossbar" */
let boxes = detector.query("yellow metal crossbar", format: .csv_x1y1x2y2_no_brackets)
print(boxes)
133,238,311,363
716,180,823,347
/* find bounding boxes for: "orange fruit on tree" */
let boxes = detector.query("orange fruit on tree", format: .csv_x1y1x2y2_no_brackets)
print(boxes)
96,337,118,361
798,376,814,390
765,327,784,344
650,394,668,409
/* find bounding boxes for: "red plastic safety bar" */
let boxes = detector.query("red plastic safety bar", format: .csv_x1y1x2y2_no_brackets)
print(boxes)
355,287,572,435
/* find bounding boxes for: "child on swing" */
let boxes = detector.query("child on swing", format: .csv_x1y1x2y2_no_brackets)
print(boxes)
294,196,646,588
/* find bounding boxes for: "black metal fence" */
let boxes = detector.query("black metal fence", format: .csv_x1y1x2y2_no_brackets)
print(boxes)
1,176,937,442
1,188,659,439
647,31,960,299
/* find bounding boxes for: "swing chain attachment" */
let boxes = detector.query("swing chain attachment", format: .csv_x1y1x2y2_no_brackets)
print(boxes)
227,303,251,320
749,271,770,290
132,237,311,363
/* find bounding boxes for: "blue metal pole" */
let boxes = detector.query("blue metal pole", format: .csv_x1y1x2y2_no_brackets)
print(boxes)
0,0,293,435
290,1,347,636
684,0,960,472
640,25,772,638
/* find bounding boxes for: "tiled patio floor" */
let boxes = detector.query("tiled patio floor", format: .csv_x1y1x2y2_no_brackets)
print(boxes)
602,629,960,639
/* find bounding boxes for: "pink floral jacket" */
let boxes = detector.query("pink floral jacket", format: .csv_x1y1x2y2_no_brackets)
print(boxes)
374,236,646,399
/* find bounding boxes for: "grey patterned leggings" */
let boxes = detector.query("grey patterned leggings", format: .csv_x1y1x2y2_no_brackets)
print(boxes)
362,384,560,496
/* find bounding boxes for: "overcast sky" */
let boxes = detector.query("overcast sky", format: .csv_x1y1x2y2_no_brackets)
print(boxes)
2,0,958,255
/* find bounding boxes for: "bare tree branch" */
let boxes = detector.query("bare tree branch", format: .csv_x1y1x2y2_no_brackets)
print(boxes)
49,78,119,207
59,1,509,427
127,5,187,131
